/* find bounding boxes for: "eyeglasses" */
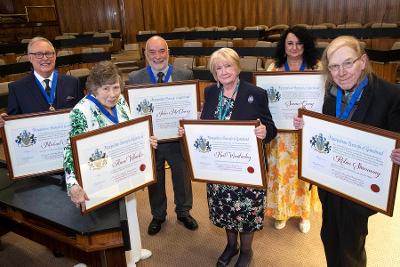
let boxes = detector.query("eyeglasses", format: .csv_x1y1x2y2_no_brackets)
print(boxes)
29,52,56,59
328,56,362,72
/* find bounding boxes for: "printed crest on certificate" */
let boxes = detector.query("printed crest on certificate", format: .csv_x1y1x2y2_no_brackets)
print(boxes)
299,109,400,216
254,72,325,131
71,115,156,213
180,120,266,188
125,80,199,141
1,109,71,179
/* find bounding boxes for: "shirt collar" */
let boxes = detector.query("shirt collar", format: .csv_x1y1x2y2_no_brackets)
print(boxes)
34,71,55,84
151,66,170,81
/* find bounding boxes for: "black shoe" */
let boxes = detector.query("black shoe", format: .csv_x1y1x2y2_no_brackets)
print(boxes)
177,215,198,230
217,247,239,267
234,250,252,267
147,218,165,235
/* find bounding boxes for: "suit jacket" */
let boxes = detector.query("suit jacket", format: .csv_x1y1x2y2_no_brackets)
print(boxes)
7,72,83,115
201,80,277,144
128,66,193,84
321,74,400,218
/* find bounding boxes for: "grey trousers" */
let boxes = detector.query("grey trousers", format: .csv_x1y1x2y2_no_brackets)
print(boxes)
148,141,193,220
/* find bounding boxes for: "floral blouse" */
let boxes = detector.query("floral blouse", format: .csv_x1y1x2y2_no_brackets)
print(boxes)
63,94,131,190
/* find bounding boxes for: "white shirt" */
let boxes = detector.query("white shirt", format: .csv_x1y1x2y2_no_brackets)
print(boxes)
33,71,55,89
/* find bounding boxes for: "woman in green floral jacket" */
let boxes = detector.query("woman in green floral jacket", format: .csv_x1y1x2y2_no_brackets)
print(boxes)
63,61,157,263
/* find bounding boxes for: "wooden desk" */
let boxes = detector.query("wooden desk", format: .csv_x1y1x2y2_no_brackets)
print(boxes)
0,167,130,266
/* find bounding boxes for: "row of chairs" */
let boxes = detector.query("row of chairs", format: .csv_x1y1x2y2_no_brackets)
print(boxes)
172,56,272,72
138,22,399,35
178,40,360,49
0,47,108,64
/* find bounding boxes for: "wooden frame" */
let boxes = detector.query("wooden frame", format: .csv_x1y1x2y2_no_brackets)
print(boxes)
299,109,400,216
70,115,156,213
180,119,266,188
1,109,71,179
254,71,325,131
125,80,200,142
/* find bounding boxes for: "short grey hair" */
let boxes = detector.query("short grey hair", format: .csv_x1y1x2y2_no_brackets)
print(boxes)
27,36,55,53
86,61,124,95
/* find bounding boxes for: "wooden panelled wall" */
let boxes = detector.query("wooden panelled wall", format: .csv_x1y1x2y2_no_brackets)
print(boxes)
53,0,400,43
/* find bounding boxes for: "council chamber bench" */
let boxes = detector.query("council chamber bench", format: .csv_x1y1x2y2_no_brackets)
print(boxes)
0,162,132,267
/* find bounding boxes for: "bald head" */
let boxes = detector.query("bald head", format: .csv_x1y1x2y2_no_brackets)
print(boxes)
145,36,169,71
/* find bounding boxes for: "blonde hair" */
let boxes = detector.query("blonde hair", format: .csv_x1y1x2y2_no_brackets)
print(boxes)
209,48,241,81
86,61,124,94
321,36,372,85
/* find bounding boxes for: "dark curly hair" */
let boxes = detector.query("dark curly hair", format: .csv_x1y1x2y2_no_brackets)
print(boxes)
274,26,318,69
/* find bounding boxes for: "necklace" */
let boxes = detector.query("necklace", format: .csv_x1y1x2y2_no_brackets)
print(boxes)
217,80,240,120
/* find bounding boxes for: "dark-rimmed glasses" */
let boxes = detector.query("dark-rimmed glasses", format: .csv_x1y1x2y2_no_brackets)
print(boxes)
29,52,56,59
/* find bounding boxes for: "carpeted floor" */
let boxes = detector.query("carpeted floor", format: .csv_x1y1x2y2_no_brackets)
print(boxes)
0,169,399,266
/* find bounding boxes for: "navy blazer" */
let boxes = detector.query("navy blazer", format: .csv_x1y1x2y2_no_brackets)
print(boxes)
7,72,83,115
201,80,277,144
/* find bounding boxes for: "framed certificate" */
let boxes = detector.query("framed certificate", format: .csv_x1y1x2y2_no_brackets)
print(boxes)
125,80,200,142
70,115,156,213
254,71,325,131
1,109,71,179
299,109,400,216
180,120,266,188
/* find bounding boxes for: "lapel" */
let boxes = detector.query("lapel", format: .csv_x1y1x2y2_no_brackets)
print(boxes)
170,68,177,81
350,79,373,123
230,81,246,120
54,74,62,107
202,85,219,119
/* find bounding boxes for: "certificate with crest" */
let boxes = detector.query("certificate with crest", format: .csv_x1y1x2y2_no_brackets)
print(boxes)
299,109,400,216
254,72,325,131
1,110,71,179
70,116,156,213
180,120,266,188
125,80,199,142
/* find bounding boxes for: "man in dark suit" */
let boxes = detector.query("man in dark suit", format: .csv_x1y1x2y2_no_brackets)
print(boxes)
128,36,198,235
1,36,83,254
7,36,83,115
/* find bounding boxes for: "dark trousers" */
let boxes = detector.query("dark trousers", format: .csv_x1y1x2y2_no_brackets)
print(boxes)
148,141,193,220
319,189,368,267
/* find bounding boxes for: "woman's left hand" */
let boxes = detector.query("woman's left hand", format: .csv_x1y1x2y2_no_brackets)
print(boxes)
390,148,400,165
254,120,267,140
150,136,158,149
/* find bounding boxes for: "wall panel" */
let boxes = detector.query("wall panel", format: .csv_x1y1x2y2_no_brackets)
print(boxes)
0,0,15,13
49,0,399,44
55,0,121,34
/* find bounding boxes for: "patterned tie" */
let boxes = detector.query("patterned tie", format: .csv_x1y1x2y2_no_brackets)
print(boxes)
44,79,51,96
157,72,164,83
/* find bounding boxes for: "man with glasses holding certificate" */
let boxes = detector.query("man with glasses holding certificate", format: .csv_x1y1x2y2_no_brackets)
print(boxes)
7,37,83,115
